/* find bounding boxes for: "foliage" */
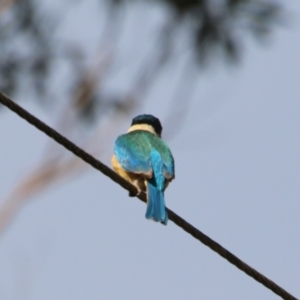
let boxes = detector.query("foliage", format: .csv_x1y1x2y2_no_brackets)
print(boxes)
0,0,282,118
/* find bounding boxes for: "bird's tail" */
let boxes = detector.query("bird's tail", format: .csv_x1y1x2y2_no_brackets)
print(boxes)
145,150,168,225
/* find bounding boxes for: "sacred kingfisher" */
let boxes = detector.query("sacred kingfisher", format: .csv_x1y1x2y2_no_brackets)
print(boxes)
111,114,175,225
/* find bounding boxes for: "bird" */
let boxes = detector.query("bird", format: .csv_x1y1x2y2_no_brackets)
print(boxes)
111,114,175,225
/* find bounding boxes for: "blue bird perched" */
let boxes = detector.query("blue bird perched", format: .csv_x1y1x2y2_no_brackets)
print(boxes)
111,114,175,225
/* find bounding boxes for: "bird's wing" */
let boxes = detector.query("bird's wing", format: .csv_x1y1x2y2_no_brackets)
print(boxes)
149,135,175,180
114,132,153,177
162,151,175,181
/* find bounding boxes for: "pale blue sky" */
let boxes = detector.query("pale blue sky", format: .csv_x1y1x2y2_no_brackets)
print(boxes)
0,1,300,299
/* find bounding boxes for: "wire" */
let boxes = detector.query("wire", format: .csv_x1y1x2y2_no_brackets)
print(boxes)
0,92,297,300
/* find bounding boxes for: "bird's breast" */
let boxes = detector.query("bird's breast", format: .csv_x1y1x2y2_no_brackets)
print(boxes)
111,154,147,192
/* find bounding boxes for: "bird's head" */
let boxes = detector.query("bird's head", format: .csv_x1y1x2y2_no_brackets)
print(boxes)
128,114,162,137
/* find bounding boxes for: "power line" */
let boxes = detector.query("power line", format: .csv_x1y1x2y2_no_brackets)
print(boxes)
0,92,297,300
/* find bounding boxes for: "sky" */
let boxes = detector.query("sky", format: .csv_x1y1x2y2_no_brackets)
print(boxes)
0,1,300,299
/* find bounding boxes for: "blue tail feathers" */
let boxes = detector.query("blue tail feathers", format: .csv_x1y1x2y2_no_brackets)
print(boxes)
145,150,168,225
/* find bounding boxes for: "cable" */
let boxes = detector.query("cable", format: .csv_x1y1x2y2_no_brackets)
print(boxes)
0,92,297,300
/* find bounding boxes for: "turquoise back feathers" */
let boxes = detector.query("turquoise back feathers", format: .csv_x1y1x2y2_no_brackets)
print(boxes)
114,130,175,181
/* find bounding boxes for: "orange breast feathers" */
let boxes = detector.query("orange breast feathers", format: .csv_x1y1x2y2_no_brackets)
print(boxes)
111,154,146,194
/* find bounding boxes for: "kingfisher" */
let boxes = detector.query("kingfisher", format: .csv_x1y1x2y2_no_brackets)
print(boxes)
111,114,175,225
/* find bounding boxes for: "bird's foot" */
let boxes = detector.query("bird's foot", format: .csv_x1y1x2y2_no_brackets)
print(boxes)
128,190,136,197
128,189,143,197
